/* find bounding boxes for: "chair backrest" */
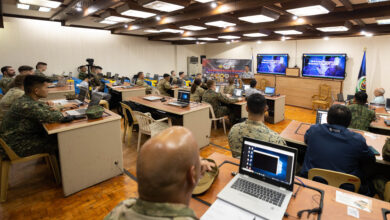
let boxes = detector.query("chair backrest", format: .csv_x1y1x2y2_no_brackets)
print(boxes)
0,138,20,161
308,168,361,192
259,79,267,90
120,102,137,126
153,88,161,95
205,103,217,119
133,111,154,133
385,181,390,202
319,84,331,99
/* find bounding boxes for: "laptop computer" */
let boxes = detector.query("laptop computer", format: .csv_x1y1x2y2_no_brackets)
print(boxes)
243,85,250,91
218,137,297,220
65,93,103,116
386,98,390,111
265,87,275,96
231,89,243,98
316,110,328,124
143,96,163,101
215,86,220,93
168,90,190,107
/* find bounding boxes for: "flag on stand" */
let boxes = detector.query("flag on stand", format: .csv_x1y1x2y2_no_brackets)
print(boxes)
356,50,366,92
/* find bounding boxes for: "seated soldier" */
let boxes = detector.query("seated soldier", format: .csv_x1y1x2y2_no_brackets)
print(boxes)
348,91,375,131
0,75,77,160
223,77,236,95
105,126,213,220
228,93,286,158
301,104,375,196
0,75,26,122
135,72,152,94
78,65,88,80
0,66,16,94
190,78,205,103
202,80,243,124
373,138,390,200
157,73,173,96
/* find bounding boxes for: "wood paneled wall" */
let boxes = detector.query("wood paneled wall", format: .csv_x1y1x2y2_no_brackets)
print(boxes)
255,74,343,109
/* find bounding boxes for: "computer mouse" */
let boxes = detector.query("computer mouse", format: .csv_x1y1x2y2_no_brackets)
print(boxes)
161,98,166,102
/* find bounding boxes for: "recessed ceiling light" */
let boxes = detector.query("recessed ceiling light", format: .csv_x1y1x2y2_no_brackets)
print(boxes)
38,6,51,12
198,37,218,41
368,0,389,3
274,30,303,35
287,5,330,16
257,40,262,44
19,0,61,8
362,32,373,37
205,20,236,28
292,16,298,20
195,0,214,3
156,16,161,21
100,20,118,25
377,18,390,25
218,35,241,40
105,16,134,23
182,37,197,40
143,1,184,12
121,9,156,18
243,33,268,37
316,26,349,32
17,3,30,10
297,18,305,23
239,15,276,23
199,42,207,44
211,2,218,8
144,29,161,33
180,25,207,31
124,24,129,28
160,29,184,33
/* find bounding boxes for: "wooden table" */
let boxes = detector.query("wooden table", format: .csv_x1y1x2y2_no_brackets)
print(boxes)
44,84,75,101
106,83,146,100
280,120,390,165
191,153,390,219
127,95,211,148
43,104,123,196
232,95,286,124
371,116,390,132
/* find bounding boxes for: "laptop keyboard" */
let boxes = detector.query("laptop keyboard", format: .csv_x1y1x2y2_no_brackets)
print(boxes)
231,178,286,207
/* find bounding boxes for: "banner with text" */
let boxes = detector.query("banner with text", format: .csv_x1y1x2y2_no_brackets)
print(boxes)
202,59,252,83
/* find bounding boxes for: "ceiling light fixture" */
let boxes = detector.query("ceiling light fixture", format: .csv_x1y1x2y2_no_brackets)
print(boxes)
226,41,231,44
243,33,268,37
19,0,62,8
238,8,280,23
323,36,329,40
282,0,335,16
100,20,118,25
198,37,218,41
218,35,241,40
211,2,218,8
274,30,303,35
180,25,207,31
38,6,51,12
316,26,349,32
121,9,156,18
160,28,185,33
297,18,305,23
124,24,129,28
105,16,134,23
377,18,390,25
205,20,236,28
292,15,298,20
143,1,184,12
195,0,214,3
17,3,30,10
156,16,161,21
75,6,82,12
182,37,197,40
145,29,161,33
257,40,262,44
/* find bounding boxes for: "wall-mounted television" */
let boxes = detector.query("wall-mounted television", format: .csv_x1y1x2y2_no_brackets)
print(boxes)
302,54,347,80
257,54,288,75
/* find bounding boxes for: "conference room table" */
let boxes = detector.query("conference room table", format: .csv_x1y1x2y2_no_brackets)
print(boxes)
190,152,390,219
44,84,75,101
280,120,390,165
43,101,123,196
127,95,211,148
106,83,146,100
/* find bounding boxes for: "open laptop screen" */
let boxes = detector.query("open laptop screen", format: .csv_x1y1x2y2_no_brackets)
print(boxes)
178,90,190,103
316,110,328,124
240,138,297,191
265,87,275,95
215,86,220,93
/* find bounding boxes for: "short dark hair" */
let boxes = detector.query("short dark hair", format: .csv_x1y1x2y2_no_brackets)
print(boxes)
179,72,184,76
206,80,215,89
95,66,102,70
10,75,26,88
354,91,368,105
245,65,250,68
170,70,175,75
196,73,202,76
327,104,352,127
163,73,170,78
250,79,257,88
228,77,234,85
1,66,11,74
137,72,144,76
247,93,267,115
36,62,47,69
24,75,51,94
18,65,33,73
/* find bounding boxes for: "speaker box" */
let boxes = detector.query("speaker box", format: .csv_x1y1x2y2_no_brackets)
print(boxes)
200,55,206,64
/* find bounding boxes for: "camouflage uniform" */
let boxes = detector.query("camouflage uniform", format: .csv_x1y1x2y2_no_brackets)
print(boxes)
242,72,254,78
0,95,64,160
228,120,287,158
157,79,172,96
348,104,376,131
190,86,204,103
202,89,238,121
0,87,24,122
223,84,236,95
79,71,88,80
136,79,152,94
373,138,390,199
34,69,46,77
0,76,14,94
170,76,178,85
104,198,198,220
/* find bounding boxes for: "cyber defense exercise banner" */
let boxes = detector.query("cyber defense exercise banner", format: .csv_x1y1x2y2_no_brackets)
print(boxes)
202,58,252,83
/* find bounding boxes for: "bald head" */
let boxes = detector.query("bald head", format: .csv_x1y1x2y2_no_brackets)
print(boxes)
137,126,200,205
374,88,385,97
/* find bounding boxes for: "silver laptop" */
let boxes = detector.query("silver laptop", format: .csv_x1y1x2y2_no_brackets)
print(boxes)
66,93,102,116
231,89,243,99
143,96,163,101
218,137,297,220
168,90,190,107
265,87,275,96
316,110,328,124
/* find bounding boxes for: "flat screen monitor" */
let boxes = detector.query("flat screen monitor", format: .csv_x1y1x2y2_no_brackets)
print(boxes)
302,54,347,79
257,54,288,75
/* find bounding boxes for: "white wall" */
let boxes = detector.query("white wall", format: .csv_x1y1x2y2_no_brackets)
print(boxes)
204,36,390,101
0,17,205,78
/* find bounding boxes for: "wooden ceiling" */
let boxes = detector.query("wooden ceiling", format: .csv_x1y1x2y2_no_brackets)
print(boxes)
2,0,390,44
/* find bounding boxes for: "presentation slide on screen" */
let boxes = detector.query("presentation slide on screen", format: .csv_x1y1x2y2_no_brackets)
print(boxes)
257,55,288,75
302,54,346,79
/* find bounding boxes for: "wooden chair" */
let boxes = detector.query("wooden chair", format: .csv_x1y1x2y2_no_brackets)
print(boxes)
120,102,138,144
152,88,161,95
384,181,390,202
259,79,267,91
312,84,332,110
99,100,109,109
0,138,61,202
308,168,361,192
207,103,226,134
133,111,172,151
